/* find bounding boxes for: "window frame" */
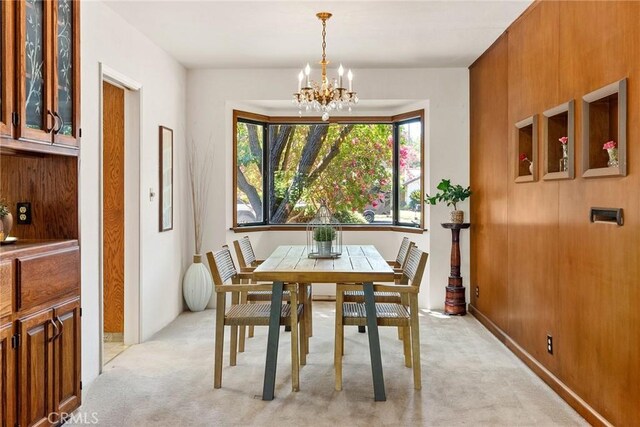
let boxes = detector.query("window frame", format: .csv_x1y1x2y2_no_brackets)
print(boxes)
232,109,425,231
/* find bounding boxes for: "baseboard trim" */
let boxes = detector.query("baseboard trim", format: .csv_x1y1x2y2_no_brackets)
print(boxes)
468,304,612,427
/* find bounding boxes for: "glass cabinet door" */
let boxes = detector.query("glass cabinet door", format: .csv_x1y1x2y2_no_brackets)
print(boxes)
17,0,53,143
52,0,79,147
0,1,14,137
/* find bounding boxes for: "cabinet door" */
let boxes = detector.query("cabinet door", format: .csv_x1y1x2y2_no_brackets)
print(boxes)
16,0,54,144
52,298,80,416
0,323,15,427
0,1,14,138
18,309,55,427
51,0,79,147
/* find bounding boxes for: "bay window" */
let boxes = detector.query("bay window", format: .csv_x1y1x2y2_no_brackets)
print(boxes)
233,110,424,229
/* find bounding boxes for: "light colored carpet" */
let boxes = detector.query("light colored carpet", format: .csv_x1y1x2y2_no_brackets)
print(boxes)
71,303,586,427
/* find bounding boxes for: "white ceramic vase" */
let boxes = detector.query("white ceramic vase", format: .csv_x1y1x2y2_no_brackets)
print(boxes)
183,255,213,312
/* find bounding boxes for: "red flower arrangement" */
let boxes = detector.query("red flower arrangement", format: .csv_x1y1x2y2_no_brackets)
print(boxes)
559,136,568,145
519,153,531,164
603,140,617,150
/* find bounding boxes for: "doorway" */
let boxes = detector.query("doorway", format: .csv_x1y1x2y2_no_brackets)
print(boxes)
99,65,142,370
102,81,126,364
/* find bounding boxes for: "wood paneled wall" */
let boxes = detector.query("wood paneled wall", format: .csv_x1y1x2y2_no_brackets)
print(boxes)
0,152,78,239
470,2,639,425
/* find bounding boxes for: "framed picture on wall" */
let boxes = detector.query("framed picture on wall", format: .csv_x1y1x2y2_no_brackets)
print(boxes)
159,126,173,232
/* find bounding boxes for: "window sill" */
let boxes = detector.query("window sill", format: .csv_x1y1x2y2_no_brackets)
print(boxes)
230,225,426,234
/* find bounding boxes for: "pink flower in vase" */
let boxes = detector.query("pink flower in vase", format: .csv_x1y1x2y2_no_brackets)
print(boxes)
559,136,568,145
519,153,531,164
603,140,617,150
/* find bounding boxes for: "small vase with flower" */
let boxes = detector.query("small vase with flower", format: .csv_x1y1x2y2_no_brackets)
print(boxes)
603,140,618,168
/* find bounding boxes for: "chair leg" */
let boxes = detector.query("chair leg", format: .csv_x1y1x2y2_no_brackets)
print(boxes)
290,286,300,392
334,289,344,391
409,295,421,390
397,326,403,340
300,306,307,366
214,293,226,389
307,284,313,337
248,298,255,338
402,326,412,368
230,292,239,366
230,325,238,366
239,291,247,352
299,284,310,356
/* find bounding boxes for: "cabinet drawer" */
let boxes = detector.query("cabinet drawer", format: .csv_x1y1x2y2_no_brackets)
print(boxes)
17,246,80,311
0,260,12,318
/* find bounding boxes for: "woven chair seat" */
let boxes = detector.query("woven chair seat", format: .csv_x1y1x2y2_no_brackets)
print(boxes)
225,303,303,326
247,290,291,301
342,302,409,327
343,290,401,303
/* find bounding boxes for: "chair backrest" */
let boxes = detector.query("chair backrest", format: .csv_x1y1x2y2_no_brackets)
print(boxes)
396,237,413,267
207,246,238,287
404,247,429,288
233,236,257,269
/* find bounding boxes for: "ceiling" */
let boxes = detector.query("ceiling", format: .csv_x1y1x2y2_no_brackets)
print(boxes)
104,0,531,69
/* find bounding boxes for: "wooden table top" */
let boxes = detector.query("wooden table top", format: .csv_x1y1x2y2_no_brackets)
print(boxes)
252,245,395,283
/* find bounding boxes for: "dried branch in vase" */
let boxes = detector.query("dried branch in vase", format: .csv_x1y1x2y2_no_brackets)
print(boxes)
187,137,213,255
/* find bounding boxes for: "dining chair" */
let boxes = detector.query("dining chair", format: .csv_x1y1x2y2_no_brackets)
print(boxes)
207,246,306,391
343,237,414,304
334,246,428,391
342,237,414,337
233,236,313,350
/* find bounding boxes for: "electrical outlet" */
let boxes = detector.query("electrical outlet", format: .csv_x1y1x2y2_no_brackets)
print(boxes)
16,202,31,224
475,286,479,298
546,334,553,354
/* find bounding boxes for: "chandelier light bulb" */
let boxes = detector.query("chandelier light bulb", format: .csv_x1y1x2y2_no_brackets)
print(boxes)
305,63,311,76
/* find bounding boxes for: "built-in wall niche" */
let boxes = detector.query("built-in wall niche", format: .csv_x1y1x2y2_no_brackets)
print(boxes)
543,100,575,180
582,78,627,178
515,115,538,183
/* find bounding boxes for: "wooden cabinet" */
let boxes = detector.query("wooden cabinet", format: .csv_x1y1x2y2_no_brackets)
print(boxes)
4,0,81,150
52,299,80,416
18,308,55,427
0,323,16,427
1,242,82,427
17,299,80,427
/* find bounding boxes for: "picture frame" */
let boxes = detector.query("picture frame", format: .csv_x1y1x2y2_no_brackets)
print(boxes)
159,126,174,232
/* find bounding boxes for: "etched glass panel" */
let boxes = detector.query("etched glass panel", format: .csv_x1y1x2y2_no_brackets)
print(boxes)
25,0,45,130
57,0,73,135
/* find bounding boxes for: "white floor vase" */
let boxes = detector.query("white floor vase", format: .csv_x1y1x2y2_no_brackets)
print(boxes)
183,255,213,312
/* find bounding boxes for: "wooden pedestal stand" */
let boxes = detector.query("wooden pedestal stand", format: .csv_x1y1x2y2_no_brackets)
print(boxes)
442,223,471,315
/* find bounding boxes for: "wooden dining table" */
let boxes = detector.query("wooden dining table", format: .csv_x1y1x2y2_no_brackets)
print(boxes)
252,245,395,402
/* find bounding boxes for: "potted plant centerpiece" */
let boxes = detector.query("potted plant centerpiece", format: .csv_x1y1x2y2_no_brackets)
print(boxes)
425,179,472,224
313,226,335,257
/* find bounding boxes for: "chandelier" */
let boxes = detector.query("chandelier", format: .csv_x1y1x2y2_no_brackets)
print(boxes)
293,12,358,121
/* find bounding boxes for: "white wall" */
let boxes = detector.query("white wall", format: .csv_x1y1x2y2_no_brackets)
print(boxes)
81,1,187,389
186,68,470,310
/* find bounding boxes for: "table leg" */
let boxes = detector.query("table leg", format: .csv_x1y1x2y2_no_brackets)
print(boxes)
363,282,386,401
262,281,284,400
